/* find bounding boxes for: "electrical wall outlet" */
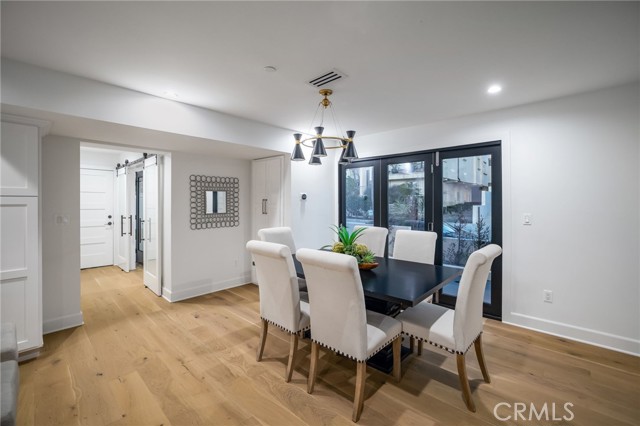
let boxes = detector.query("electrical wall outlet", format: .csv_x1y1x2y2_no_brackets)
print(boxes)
543,290,553,303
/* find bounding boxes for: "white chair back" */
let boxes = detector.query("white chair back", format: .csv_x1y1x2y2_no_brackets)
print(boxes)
257,227,297,252
393,230,437,264
246,240,301,333
453,244,502,351
353,225,388,257
296,248,369,361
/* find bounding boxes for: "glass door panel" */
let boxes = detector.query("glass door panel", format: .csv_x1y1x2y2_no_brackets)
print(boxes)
385,160,427,256
436,146,502,318
341,161,380,232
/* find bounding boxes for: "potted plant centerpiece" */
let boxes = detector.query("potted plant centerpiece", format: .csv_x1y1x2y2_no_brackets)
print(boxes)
325,225,379,270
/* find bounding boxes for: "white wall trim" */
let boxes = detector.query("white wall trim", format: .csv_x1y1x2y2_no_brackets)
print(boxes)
1,113,51,136
505,313,640,356
162,272,252,303
43,311,84,334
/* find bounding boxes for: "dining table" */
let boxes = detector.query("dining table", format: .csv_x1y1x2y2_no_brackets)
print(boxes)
292,254,463,373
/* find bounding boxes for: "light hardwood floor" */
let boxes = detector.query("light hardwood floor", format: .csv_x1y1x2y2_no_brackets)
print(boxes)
17,266,640,425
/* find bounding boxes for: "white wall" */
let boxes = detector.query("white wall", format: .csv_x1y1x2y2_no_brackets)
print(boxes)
290,150,341,250
163,151,252,301
357,83,640,354
41,135,83,333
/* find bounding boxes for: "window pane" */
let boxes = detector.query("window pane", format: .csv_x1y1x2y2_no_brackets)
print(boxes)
441,154,492,303
345,166,374,232
387,161,425,256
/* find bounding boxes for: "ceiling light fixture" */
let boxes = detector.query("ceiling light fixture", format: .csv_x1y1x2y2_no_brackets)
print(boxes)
290,89,358,166
487,84,502,95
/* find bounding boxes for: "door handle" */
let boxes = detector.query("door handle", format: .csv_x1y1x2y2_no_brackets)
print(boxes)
147,218,151,243
262,198,268,215
108,215,112,219
140,219,145,241
120,215,125,236
129,215,133,236
106,222,112,226
427,222,434,232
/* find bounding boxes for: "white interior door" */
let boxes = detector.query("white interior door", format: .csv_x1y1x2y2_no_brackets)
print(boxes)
115,168,132,272
143,156,161,295
80,169,114,268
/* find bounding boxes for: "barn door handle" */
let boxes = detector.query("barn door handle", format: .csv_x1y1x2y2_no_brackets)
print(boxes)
129,215,133,236
120,215,126,236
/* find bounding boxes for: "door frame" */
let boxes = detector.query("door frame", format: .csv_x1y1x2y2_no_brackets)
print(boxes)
338,140,503,319
434,144,503,319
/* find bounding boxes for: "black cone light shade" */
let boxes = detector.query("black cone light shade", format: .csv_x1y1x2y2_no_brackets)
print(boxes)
290,133,305,161
343,130,358,159
338,142,349,164
308,153,322,165
311,126,327,157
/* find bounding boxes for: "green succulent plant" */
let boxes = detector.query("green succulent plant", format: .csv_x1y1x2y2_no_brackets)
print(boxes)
323,225,377,264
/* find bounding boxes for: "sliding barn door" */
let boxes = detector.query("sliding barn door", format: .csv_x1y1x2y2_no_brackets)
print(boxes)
115,167,132,272
143,156,161,295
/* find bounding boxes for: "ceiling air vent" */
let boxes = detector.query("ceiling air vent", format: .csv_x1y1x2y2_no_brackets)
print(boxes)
307,69,346,88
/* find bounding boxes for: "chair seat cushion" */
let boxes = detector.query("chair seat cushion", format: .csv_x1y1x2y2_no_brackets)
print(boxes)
365,310,402,359
397,302,458,354
0,323,17,362
1,360,19,426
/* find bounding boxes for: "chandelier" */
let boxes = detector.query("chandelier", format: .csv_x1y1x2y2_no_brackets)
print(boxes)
290,89,358,165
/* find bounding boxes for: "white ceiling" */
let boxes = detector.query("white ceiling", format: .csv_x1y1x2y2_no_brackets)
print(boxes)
1,1,638,138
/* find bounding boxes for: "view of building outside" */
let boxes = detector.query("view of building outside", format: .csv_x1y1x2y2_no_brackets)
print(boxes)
387,161,425,255
441,154,492,302
345,166,374,231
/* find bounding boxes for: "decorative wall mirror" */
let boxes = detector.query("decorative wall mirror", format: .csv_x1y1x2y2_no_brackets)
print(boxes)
190,175,239,229
205,190,227,214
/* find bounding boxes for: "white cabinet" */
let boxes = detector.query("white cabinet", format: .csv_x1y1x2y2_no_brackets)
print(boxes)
0,120,43,356
251,156,285,284
251,156,284,236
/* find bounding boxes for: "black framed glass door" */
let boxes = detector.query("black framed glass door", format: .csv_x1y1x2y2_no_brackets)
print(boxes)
339,160,381,231
381,154,434,256
434,145,502,319
339,141,503,319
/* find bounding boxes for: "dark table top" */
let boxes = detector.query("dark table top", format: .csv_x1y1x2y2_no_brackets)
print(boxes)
293,254,462,309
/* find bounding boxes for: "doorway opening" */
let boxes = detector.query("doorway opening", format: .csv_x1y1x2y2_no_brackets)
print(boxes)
80,144,163,297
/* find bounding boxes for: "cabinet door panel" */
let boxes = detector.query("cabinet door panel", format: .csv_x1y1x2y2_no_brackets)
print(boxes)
1,122,39,196
0,197,41,351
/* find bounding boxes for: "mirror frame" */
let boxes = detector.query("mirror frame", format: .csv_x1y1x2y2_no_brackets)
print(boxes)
189,175,239,230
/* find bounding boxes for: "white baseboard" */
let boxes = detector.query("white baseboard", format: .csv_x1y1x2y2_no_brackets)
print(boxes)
505,312,640,356
163,273,252,302
43,311,84,334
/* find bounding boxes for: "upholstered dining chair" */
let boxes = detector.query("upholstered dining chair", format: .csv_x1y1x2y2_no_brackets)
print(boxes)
296,248,402,422
257,227,306,291
396,244,502,412
392,229,438,353
246,240,310,382
393,229,437,265
353,225,388,257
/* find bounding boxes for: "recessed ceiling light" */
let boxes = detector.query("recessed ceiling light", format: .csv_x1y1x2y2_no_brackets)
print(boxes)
487,84,502,95
263,65,277,72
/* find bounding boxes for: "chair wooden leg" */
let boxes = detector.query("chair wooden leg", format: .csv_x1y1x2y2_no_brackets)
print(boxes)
307,341,319,394
417,340,423,356
285,333,299,382
409,336,415,353
456,354,476,412
474,334,491,383
392,337,401,381
353,362,367,422
256,319,268,362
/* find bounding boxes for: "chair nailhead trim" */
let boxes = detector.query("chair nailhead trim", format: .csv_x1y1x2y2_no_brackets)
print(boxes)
401,331,482,355
311,333,402,363
261,317,310,335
